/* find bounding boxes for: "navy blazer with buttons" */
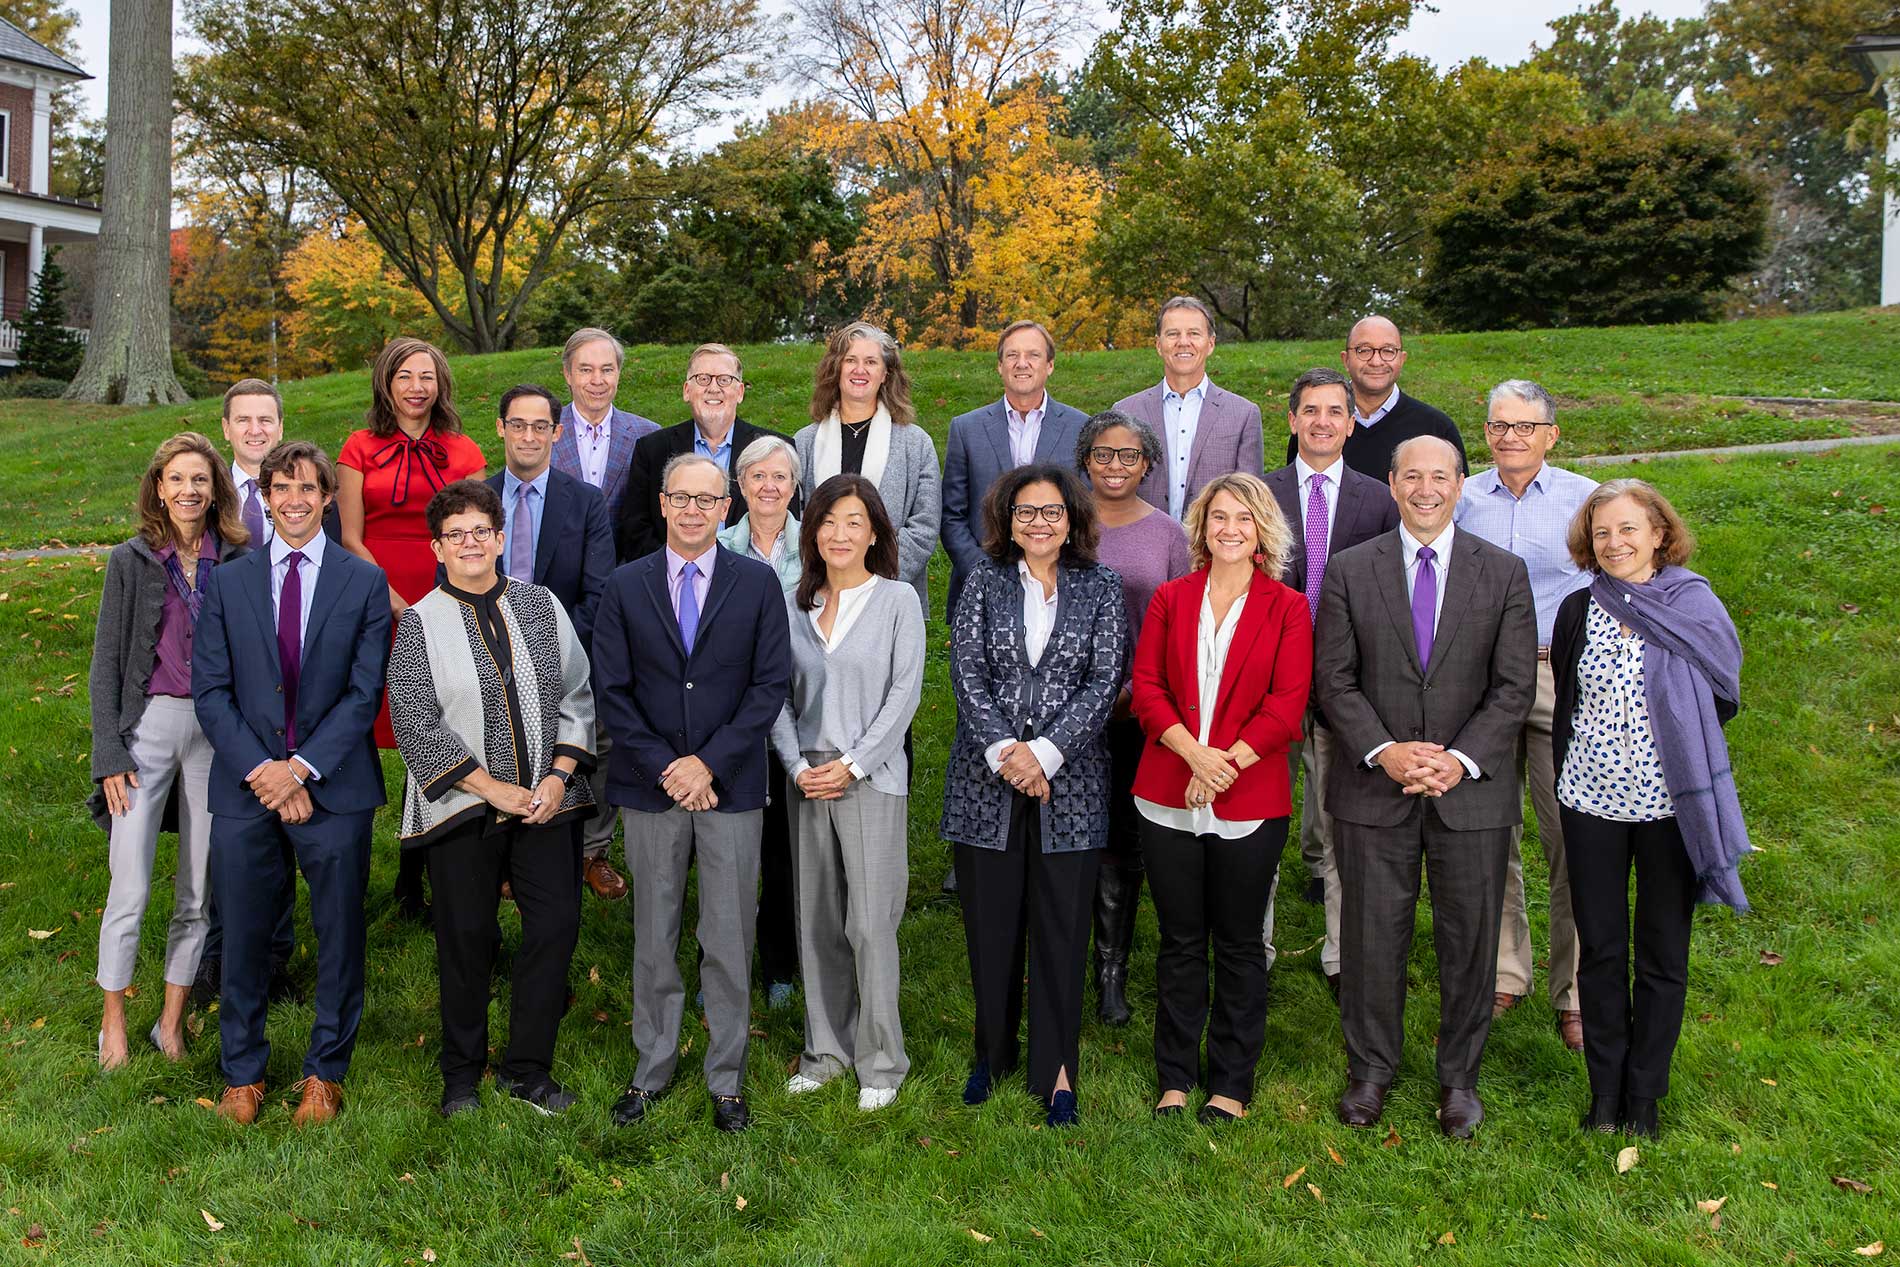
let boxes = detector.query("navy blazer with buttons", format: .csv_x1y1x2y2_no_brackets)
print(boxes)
591,544,792,814
191,542,390,820
484,467,615,651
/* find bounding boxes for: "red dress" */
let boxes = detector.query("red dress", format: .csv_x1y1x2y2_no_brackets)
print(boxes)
338,426,487,747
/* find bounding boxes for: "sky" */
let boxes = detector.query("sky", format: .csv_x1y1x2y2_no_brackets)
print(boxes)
58,0,1711,138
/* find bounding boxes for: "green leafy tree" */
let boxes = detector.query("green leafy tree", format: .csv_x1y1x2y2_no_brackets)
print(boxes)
1531,0,1710,123
16,249,86,381
1421,120,1768,330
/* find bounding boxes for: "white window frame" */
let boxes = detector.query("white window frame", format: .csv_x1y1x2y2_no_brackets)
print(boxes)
0,108,11,185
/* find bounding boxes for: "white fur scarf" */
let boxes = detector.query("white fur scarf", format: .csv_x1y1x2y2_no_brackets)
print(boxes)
812,404,893,487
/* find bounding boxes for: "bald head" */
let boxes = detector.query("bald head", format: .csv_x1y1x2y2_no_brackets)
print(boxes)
1389,434,1461,475
1388,434,1463,540
1342,314,1408,408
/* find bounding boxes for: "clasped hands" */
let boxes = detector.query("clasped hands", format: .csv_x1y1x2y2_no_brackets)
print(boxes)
996,741,1050,803
795,759,855,801
661,755,718,812
1376,741,1465,797
245,758,314,824
1180,738,1256,808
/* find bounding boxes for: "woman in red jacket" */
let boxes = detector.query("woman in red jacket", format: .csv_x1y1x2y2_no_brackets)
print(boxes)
1130,471,1311,1124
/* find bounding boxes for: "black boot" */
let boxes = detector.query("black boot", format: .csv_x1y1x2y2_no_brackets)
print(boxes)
1094,864,1140,1027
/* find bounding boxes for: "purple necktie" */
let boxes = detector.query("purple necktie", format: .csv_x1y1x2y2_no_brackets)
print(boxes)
1303,472,1329,622
677,560,701,655
278,550,305,750
1412,545,1437,669
243,478,267,545
510,483,536,581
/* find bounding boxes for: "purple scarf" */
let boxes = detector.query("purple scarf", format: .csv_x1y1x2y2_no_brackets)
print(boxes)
1590,566,1751,912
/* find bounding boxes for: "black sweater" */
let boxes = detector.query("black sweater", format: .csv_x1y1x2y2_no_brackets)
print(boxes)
1285,390,1469,479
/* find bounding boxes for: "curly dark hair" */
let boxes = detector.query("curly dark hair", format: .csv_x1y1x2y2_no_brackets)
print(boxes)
980,463,1098,568
425,478,504,538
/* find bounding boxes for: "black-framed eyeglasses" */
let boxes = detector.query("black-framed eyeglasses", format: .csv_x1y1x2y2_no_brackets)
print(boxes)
1485,420,1555,437
1349,344,1403,362
439,526,497,545
663,491,730,511
1088,446,1145,467
1011,503,1068,524
502,418,558,435
686,373,743,389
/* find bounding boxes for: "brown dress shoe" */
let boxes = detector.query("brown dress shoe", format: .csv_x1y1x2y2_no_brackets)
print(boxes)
1336,1079,1389,1128
217,1082,267,1125
584,857,629,902
291,1076,343,1127
1556,1009,1585,1052
1492,992,1524,1019
500,880,515,902
1438,1086,1485,1139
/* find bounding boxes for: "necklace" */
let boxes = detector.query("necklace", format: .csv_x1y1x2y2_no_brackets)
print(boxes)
842,416,872,438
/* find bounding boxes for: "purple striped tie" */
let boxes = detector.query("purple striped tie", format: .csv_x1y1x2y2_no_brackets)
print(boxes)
278,551,304,750
1412,546,1437,669
1303,473,1328,621
243,478,267,545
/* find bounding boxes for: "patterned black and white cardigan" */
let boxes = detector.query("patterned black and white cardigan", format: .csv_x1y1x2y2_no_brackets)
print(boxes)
938,559,1126,854
388,579,595,846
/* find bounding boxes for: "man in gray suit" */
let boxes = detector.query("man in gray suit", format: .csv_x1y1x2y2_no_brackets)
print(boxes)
1314,435,1536,1139
941,320,1090,622
1113,296,1264,519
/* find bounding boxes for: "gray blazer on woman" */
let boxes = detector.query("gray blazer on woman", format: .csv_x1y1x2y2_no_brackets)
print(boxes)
794,421,942,615
938,559,1126,854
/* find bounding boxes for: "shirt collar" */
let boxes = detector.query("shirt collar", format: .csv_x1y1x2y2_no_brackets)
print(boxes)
1016,559,1059,604
1161,377,1210,403
694,427,733,457
503,466,552,500
1294,454,1342,489
231,460,260,491
1356,385,1400,424
1005,393,1049,426
270,527,328,568
568,402,614,433
665,542,717,582
1398,521,1453,567
1482,463,1548,499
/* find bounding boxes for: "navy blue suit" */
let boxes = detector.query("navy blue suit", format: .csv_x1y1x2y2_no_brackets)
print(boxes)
465,468,615,650
592,544,792,814
192,539,389,1088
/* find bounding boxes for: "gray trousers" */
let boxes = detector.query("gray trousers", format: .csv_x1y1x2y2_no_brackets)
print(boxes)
1261,717,1336,972
624,805,762,1096
1495,660,1580,1010
580,697,616,860
97,696,213,992
788,766,910,1090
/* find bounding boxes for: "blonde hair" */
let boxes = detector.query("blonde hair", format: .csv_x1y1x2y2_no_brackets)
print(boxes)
563,327,624,370
137,432,249,550
1184,472,1291,577
1567,478,1696,572
809,323,916,426
687,342,743,378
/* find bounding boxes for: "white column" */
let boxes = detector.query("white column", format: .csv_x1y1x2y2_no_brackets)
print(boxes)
29,84,52,197
1885,78,1900,308
27,223,44,295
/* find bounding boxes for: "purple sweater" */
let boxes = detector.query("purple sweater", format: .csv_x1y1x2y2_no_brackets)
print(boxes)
1097,507,1191,675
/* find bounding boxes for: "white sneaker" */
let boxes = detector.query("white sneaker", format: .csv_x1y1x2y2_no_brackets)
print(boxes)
858,1086,897,1111
785,1073,827,1095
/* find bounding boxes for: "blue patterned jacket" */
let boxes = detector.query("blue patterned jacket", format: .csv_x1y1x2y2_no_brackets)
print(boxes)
939,559,1126,853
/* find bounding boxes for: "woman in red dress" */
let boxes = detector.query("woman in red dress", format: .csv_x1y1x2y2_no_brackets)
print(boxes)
338,337,486,917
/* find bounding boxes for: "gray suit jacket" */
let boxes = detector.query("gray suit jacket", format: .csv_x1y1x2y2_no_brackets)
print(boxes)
1313,527,1537,831
1114,381,1264,517
794,421,942,616
940,396,1090,619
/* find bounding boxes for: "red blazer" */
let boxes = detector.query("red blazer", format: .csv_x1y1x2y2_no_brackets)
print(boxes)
1130,568,1313,820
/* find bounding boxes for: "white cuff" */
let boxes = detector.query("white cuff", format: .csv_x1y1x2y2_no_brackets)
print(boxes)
1448,749,1481,780
843,755,868,782
983,739,1011,774
291,754,320,783
1364,741,1393,769
1027,737,1065,779
787,758,812,781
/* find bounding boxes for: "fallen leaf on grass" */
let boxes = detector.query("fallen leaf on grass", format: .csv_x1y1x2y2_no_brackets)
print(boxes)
1030,1228,1045,1240
194,1097,216,1109
609,1177,623,1190
1306,1183,1323,1203
1616,1146,1640,1174
719,1172,729,1190
1761,1181,1778,1190
967,1229,992,1244
24,1224,44,1245
734,1196,746,1211
1438,1231,1456,1245
398,1173,414,1183
1710,1212,1723,1232
200,1209,225,1232
1758,950,1783,966
1854,1244,1884,1258
1328,1145,1345,1166
1530,1213,1547,1221
1283,1165,1307,1189
148,1096,166,1105
422,1251,436,1263
1697,1196,1729,1214
591,1011,610,1024
28,1017,43,1029
1760,1078,1777,1087
1382,1127,1402,1149
1832,1176,1873,1195
1842,603,1862,615
588,965,601,984
26,928,59,940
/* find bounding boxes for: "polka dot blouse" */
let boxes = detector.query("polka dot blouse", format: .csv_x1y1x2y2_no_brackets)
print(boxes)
1557,597,1676,823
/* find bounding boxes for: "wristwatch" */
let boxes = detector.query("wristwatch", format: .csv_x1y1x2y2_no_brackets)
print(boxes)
551,767,576,788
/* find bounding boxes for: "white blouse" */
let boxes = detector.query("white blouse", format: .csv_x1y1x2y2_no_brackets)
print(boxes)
1557,598,1676,823
809,574,881,653
1135,588,1264,839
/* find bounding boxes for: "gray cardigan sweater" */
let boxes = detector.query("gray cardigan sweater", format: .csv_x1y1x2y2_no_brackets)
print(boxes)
89,533,247,785
770,577,926,797
794,419,942,615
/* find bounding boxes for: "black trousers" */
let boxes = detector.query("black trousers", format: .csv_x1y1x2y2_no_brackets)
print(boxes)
1103,716,1147,871
1336,805,1510,1089
424,816,581,1095
956,792,1100,1100
1561,807,1697,1102
756,756,799,987
1141,816,1287,1104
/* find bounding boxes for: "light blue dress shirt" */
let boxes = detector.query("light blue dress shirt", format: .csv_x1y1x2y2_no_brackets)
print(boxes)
1455,462,1596,645
664,544,715,622
501,467,552,565
1160,377,1209,520
694,429,734,474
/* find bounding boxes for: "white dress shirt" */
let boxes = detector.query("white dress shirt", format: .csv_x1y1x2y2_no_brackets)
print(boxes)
1364,522,1479,779
269,530,326,780
1134,588,1263,838
984,561,1066,780
572,407,613,489
1005,393,1048,467
1160,377,1210,520
1294,454,1342,551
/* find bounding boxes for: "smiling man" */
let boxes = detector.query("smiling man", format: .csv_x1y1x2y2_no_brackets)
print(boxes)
1313,434,1536,1140
1286,317,1469,479
1455,380,1598,1051
552,328,658,531
218,378,342,550
1114,296,1264,521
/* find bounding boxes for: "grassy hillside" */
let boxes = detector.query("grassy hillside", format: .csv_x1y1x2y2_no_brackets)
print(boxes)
3,307,1897,550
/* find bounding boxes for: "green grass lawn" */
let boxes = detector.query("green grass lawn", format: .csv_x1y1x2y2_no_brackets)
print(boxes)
3,307,1898,551
0,325,1896,1262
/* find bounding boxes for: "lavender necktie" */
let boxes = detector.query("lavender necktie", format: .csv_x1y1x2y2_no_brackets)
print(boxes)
243,478,267,545
278,550,305,750
1303,473,1329,621
1412,545,1437,669
510,483,536,581
677,560,701,655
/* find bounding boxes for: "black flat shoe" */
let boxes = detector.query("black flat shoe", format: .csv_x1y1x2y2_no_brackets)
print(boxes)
1624,1097,1659,1138
1045,1090,1079,1128
1198,1102,1242,1125
1152,1101,1187,1119
440,1088,481,1118
1581,1095,1620,1133
962,1061,993,1107
610,1084,660,1127
499,1074,577,1115
711,1094,751,1133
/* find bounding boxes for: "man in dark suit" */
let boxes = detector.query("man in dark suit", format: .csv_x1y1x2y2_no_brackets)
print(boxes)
941,320,1090,622
1313,434,1536,1139
1284,316,1469,479
551,327,658,529
490,383,626,901
1114,296,1263,520
616,343,790,563
1261,368,1400,998
594,453,792,1133
192,440,390,1127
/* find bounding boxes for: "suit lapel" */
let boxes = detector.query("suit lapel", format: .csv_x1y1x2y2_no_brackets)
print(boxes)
641,556,688,660
243,550,283,687
298,549,350,658
1135,386,1170,510
1184,384,1224,487
1328,470,1360,557
534,474,567,580
1422,534,1479,682
983,402,1013,472
1373,535,1425,679
602,409,637,506
552,407,582,480
1032,401,1069,463
691,547,742,648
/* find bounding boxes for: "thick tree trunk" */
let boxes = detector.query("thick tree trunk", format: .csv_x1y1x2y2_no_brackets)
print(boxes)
65,0,189,406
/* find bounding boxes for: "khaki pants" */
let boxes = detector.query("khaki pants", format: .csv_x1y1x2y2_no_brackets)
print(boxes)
1495,659,1579,1011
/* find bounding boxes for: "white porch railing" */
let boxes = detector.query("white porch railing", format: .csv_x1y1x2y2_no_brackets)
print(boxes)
0,320,91,359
